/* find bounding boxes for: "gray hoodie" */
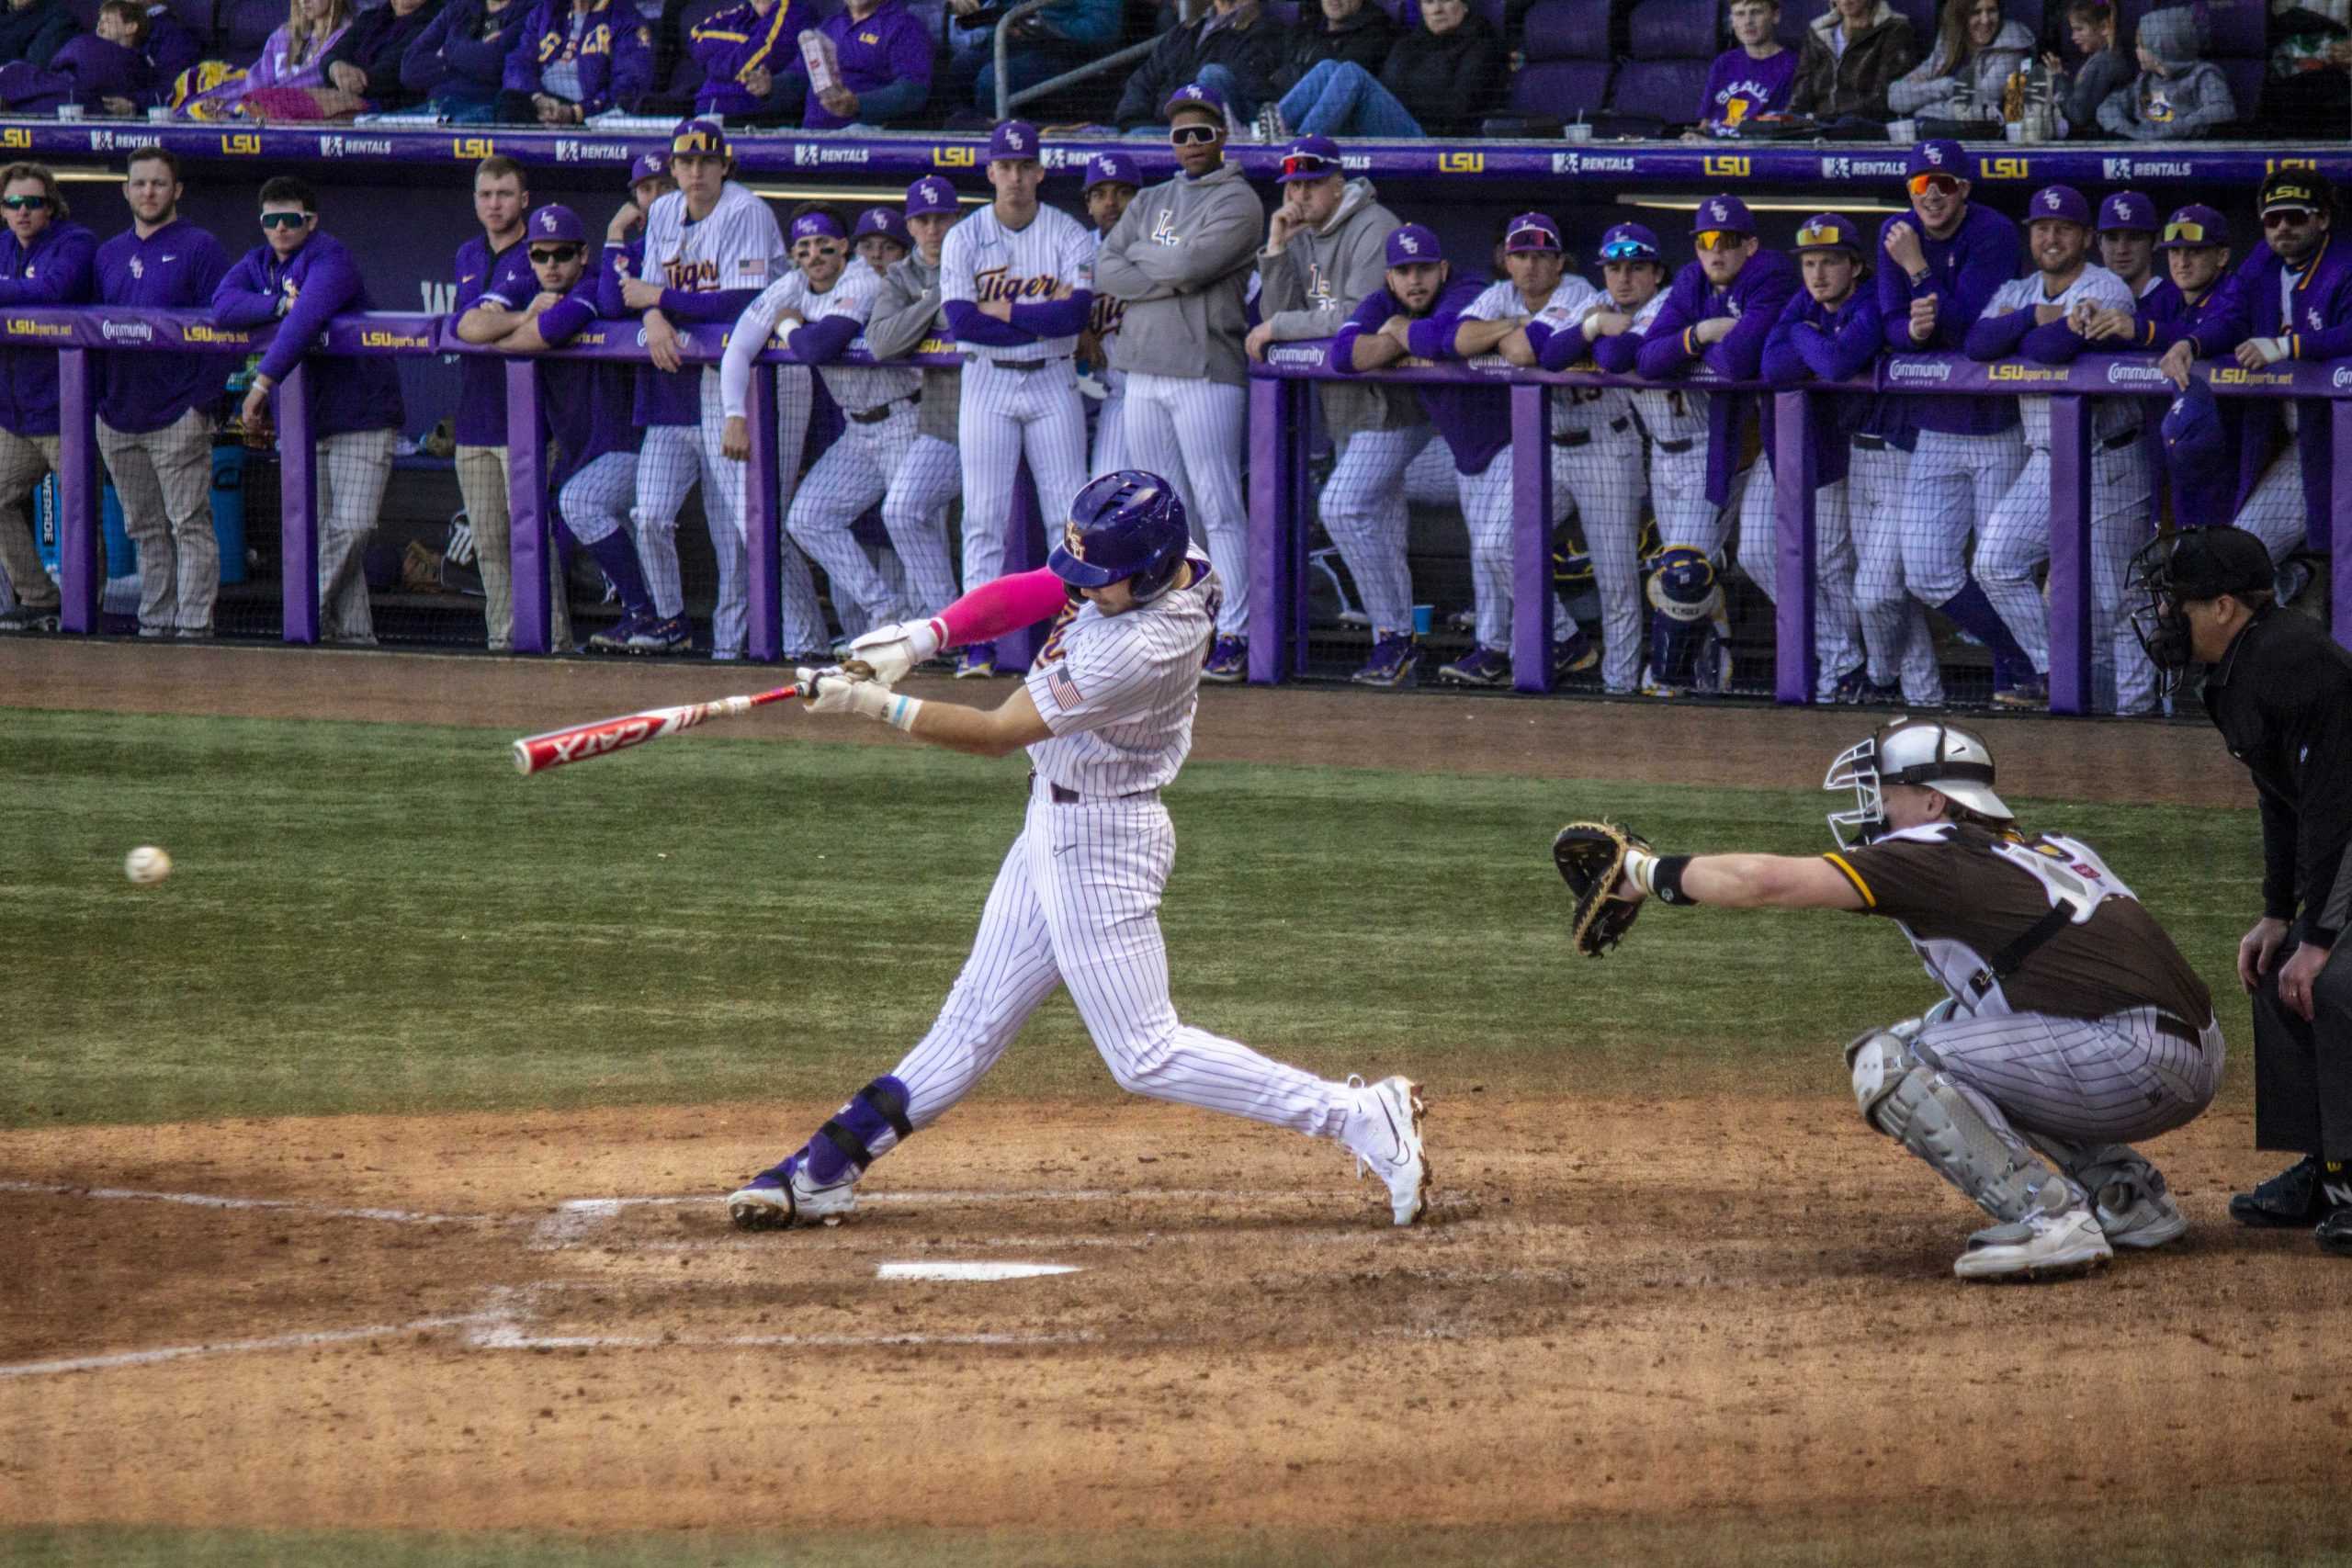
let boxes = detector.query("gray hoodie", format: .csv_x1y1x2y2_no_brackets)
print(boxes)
1258,176,1421,436
1889,16,2034,117
1095,158,1264,387
867,248,961,445
2098,7,2236,140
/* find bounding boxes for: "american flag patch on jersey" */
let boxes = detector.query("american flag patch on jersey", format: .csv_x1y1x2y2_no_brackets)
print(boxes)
1046,664,1083,712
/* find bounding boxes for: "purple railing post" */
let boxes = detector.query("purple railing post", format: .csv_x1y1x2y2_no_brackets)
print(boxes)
277,363,318,645
503,358,551,654
54,348,99,635
2333,400,2352,653
745,363,782,661
1770,389,1819,705
1247,373,1307,683
1510,382,1554,694
2046,394,2093,715
996,456,1048,673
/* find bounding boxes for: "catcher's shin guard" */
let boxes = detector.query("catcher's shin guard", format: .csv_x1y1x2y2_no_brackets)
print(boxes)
804,1076,915,1187
1846,1030,2073,1224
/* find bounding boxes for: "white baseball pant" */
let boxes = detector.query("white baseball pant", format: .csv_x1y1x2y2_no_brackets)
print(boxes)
1732,455,1866,696
1549,424,1647,694
630,423,700,619
957,358,1090,593
1091,389,1127,479
1847,439,1944,705
1647,439,1730,557
97,409,216,637
558,451,638,547
1881,427,2026,606
1402,431,1454,506
699,367,825,659
786,400,919,638
1974,439,2154,712
1317,425,1422,637
879,432,964,617
312,428,397,646
1119,370,1250,638
2233,448,2310,564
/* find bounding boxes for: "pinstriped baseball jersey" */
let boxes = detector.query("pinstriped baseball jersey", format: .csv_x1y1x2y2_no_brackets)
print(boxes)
1624,292,1707,442
1465,276,1630,434
720,258,914,418
1089,231,1126,398
641,182,783,298
1824,822,2212,1025
1023,553,1219,796
942,204,1095,363
1979,265,2138,446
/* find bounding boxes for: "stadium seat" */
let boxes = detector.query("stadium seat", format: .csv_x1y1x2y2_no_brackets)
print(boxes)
1266,0,1300,26
1491,0,1611,132
218,0,279,65
1606,5,1714,135
167,0,216,49
67,0,103,32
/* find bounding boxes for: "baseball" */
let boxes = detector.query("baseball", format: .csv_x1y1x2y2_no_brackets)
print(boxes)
124,846,172,886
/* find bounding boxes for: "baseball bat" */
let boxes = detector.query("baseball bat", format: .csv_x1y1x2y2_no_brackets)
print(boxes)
512,683,801,775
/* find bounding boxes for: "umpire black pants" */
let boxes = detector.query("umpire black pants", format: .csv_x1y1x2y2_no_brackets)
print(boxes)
2252,927,2352,1162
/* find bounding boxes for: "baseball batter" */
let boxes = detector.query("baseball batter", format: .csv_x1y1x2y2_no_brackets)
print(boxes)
616,118,824,660
725,470,1430,1232
865,175,967,623
1574,716,2220,1280
1080,152,1137,478
721,211,914,640
1963,183,2150,714
938,118,1096,678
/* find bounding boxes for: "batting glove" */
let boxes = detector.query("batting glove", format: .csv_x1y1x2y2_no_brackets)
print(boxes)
846,617,946,687
796,666,922,731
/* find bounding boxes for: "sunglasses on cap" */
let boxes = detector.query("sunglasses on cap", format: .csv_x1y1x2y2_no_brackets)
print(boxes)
2262,208,2317,229
1169,122,1220,146
1280,152,1333,179
258,210,309,230
528,245,582,264
1599,238,1656,262
0,194,46,211
1793,222,1847,249
2162,219,2212,244
1693,230,1746,252
1505,225,1557,251
1906,172,1962,198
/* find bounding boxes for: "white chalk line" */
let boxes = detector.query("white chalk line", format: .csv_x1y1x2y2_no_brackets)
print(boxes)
0,1314,493,1379
0,1179,490,1226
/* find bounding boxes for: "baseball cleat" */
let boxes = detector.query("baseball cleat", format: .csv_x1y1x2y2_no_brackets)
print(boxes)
1991,673,2049,710
1551,627,1600,679
2093,1177,2189,1250
1826,664,1870,704
1952,1207,2112,1280
2315,1208,2352,1257
1350,634,1420,689
1436,646,1509,687
1201,634,1249,683
625,613,692,655
584,612,648,653
1346,1074,1430,1226
955,645,996,679
2230,1155,2328,1227
1861,678,1905,705
0,602,61,633
727,1156,856,1231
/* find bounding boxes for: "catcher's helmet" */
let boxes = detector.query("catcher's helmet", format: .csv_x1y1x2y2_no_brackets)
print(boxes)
1645,544,1721,622
1049,469,1190,601
1824,716,2011,849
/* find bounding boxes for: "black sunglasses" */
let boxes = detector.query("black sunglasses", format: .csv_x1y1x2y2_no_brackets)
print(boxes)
529,246,582,264
1,195,47,211
259,210,310,230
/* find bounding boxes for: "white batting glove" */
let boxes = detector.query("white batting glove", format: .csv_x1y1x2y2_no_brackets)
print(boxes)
2249,336,2290,366
795,666,922,730
845,617,946,687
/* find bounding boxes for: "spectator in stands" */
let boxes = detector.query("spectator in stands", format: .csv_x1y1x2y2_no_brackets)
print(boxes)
767,0,932,128
0,0,151,114
177,0,354,118
401,0,536,122
212,175,405,645
133,0,200,106
1112,0,1279,130
1690,0,1798,139
1256,0,1398,138
2263,0,2351,135
1890,0,2032,130
94,149,232,639
2098,5,2235,138
0,0,75,74
0,162,94,636
1260,0,1501,140
950,0,1123,117
1788,0,1919,127
2045,0,2132,136
497,0,653,124
306,0,442,114
685,0,792,121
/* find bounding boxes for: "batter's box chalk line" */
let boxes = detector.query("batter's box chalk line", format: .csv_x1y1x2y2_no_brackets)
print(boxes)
0,1179,494,1226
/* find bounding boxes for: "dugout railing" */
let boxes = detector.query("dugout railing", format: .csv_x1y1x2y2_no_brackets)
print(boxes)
1250,345,2352,713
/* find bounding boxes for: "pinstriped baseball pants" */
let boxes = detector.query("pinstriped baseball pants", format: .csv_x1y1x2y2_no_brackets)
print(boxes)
1550,431,1645,694
879,432,964,618
1733,457,1866,696
1121,372,1250,638
786,400,918,638
2233,447,2312,563
1847,441,1944,705
1975,440,2155,712
1915,1006,2222,1162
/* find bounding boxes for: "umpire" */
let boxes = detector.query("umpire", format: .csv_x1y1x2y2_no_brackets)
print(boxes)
2132,526,2352,1256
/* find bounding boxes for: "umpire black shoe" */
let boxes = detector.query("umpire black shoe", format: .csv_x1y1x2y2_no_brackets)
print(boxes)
2230,1155,2325,1227
2318,1207,2352,1258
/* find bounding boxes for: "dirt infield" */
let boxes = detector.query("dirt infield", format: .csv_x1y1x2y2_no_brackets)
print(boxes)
7,639,2336,1558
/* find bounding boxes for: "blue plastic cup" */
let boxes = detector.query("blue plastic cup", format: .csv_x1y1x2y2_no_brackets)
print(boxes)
1411,604,1433,637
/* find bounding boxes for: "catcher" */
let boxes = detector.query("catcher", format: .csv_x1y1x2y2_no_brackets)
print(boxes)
1555,717,2221,1281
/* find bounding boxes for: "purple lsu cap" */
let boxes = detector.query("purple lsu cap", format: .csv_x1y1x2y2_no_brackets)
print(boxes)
527,204,586,246
670,118,728,159
853,207,911,248
2098,190,2157,233
2158,202,2228,250
2027,184,2092,227
790,210,845,243
1276,134,1341,183
628,151,667,185
1163,81,1227,121
1905,138,1965,178
1792,213,1863,254
1598,221,1661,262
987,119,1039,161
905,175,958,217
1504,211,1561,254
1084,151,1140,192
1690,194,1755,236
1385,223,1442,266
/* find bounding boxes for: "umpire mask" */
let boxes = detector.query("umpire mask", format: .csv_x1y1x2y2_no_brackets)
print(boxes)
2127,529,2274,693
2125,535,2196,694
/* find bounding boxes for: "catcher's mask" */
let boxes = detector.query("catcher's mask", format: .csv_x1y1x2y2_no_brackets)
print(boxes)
1824,717,2010,850
2125,527,2275,694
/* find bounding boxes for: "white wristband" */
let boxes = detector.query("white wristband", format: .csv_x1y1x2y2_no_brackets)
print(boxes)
882,693,923,732
1622,847,1657,896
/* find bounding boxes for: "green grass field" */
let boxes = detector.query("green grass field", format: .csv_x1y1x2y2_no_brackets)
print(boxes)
3,707,2267,1129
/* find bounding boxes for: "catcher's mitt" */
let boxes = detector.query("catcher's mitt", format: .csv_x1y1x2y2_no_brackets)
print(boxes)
1553,820,1651,957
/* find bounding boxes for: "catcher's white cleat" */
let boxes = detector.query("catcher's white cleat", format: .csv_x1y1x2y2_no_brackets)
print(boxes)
1345,1074,1430,1226
1952,1207,2113,1280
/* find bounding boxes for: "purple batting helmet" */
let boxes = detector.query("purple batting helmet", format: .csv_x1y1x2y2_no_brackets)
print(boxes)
1049,469,1190,600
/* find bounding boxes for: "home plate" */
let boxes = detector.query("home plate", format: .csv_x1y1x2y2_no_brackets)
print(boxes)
876,1261,1083,1282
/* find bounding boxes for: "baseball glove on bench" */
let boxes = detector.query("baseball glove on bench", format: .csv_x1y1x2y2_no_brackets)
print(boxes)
1553,820,1650,957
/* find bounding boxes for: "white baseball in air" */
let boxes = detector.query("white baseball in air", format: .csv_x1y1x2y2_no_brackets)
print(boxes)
124,845,172,886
